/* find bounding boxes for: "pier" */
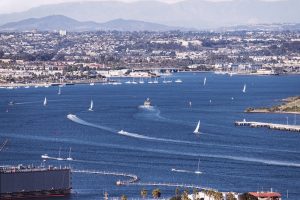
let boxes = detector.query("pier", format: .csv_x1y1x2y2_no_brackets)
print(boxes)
72,169,139,185
125,182,213,190
235,121,300,132
72,169,212,190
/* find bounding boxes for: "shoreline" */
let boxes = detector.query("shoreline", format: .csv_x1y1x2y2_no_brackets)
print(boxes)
245,96,300,115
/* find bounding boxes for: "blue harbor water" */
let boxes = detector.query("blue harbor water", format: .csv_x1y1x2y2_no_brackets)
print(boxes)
0,73,300,199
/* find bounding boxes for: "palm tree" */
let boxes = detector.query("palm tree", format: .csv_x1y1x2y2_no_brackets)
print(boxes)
152,188,161,199
226,192,237,200
121,194,127,200
175,187,180,198
181,189,190,200
193,188,199,200
141,188,148,199
214,192,223,200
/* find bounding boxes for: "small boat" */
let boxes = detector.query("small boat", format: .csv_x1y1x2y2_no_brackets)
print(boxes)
88,100,94,111
175,79,182,83
131,78,137,84
66,147,73,161
189,101,192,107
153,78,159,84
24,86,30,89
148,79,153,84
90,82,95,86
8,101,14,106
193,120,200,134
125,80,132,84
194,158,202,174
116,180,122,186
242,84,246,93
144,98,151,107
203,77,207,86
139,78,145,84
43,97,47,106
41,154,50,159
118,130,129,134
58,87,61,95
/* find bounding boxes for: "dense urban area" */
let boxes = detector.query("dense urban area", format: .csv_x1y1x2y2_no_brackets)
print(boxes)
0,30,300,86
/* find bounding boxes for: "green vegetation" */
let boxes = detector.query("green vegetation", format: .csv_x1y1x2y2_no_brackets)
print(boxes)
245,96,300,114
141,188,148,199
226,192,237,200
152,188,161,199
121,195,127,200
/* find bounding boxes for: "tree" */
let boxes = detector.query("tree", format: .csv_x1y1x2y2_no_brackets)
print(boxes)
121,194,127,200
193,188,199,200
141,188,148,199
175,187,180,198
152,188,161,199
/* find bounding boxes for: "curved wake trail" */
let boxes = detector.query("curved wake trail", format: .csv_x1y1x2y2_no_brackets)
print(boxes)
67,114,116,133
67,114,197,145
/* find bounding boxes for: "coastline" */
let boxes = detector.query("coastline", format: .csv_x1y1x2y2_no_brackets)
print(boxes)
245,96,300,115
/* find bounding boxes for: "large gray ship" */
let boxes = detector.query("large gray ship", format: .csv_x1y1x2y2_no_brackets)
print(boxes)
0,165,71,199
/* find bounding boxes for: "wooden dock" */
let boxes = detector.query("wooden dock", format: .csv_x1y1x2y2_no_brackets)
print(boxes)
235,121,300,132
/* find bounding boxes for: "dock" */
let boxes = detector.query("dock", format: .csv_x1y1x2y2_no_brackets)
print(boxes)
235,121,300,132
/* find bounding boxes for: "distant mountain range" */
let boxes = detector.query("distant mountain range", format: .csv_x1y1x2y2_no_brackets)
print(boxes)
0,15,179,32
1,15,300,32
0,0,300,29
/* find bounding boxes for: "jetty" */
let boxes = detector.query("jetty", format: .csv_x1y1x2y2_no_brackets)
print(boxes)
235,121,300,132
72,169,139,185
125,182,213,191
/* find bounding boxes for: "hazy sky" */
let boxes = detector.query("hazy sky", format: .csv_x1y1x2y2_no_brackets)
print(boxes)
0,0,174,14
0,0,241,14
0,0,284,14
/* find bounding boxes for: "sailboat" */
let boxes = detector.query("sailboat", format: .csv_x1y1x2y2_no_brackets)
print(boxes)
66,147,73,161
58,87,61,95
139,78,145,84
153,77,159,84
43,97,47,106
194,159,202,174
193,120,200,134
88,100,94,111
203,77,207,86
242,84,246,93
57,147,63,161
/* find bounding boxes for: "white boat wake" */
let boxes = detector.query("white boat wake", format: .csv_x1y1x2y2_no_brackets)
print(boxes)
67,114,300,155
67,114,197,145
67,114,115,133
171,168,200,174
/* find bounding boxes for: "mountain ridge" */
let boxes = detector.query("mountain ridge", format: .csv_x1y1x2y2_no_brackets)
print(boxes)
0,15,181,32
0,0,300,29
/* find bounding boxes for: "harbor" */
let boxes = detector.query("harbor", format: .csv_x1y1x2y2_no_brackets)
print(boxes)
235,120,300,132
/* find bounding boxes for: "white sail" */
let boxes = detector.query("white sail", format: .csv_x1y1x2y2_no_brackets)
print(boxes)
243,84,246,93
193,120,200,134
203,77,207,86
195,158,202,174
88,100,94,111
57,147,63,161
43,97,47,106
